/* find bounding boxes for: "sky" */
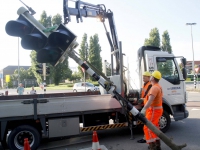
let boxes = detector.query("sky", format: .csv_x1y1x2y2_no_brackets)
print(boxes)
0,0,200,86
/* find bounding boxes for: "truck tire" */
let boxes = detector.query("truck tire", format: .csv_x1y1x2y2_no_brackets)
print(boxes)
159,110,171,133
7,125,41,150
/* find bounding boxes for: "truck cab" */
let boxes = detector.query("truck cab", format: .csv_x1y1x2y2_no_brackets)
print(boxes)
137,46,189,132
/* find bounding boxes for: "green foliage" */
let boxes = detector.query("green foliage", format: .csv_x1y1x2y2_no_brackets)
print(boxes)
78,33,88,79
30,49,42,84
68,71,81,81
157,62,172,76
13,67,35,82
161,30,172,53
144,28,160,47
67,84,74,87
39,11,51,27
52,14,62,26
86,79,99,86
50,58,72,85
88,34,102,81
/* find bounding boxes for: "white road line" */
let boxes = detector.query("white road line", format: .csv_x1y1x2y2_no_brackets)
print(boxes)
191,108,200,110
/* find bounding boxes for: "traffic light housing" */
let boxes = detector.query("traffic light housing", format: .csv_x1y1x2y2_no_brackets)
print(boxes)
5,7,78,66
36,64,43,75
5,7,48,51
37,24,78,66
46,66,50,75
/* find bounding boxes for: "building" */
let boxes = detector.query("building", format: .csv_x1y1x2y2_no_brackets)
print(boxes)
0,66,37,88
186,61,200,74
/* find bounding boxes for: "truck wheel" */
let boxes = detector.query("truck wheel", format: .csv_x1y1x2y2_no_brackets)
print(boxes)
7,125,41,150
159,110,171,133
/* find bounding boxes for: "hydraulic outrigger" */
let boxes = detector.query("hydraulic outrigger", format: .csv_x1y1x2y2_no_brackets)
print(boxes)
62,0,187,149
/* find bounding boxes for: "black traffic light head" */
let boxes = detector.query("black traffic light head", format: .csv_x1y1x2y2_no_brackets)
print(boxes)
5,16,31,38
36,63,43,75
46,67,50,74
43,24,77,66
37,46,63,66
36,70,43,74
5,7,48,51
36,64,43,69
36,24,78,66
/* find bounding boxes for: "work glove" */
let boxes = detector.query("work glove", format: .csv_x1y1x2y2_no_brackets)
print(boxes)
137,98,144,104
140,108,146,116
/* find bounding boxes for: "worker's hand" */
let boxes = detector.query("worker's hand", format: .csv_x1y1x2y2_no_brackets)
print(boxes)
140,108,146,116
138,98,144,104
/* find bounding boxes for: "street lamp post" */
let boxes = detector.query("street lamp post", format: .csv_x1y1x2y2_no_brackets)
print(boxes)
84,42,88,92
18,37,20,86
186,23,197,89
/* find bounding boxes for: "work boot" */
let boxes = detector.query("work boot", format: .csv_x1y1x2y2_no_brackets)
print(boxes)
155,140,161,150
148,142,156,150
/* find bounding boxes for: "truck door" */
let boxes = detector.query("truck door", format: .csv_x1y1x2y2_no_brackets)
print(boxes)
154,56,185,105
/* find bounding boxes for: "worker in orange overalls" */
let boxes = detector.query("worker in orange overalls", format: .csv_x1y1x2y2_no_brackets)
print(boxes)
137,71,152,143
141,70,163,150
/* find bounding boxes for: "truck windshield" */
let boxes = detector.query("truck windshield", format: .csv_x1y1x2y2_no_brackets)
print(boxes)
156,57,180,85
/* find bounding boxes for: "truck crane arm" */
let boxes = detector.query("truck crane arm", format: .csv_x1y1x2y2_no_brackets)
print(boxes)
63,1,186,149
63,0,120,74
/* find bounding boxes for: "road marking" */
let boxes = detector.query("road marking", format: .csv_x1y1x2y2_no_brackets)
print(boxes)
191,108,200,110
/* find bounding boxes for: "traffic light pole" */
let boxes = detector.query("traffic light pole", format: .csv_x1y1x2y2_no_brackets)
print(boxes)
43,63,46,93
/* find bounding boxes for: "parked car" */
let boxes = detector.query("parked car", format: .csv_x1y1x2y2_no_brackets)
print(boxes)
73,82,99,92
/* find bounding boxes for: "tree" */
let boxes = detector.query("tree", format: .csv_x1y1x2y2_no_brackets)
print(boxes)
39,11,51,27
144,28,160,47
68,71,81,81
161,31,172,54
78,33,88,79
52,14,62,26
88,34,102,81
30,51,42,84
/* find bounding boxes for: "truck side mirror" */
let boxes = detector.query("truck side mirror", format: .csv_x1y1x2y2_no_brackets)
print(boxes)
180,58,186,67
182,68,187,80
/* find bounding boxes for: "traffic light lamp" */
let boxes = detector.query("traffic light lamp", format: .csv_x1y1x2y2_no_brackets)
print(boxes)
36,64,43,75
37,24,78,66
5,7,48,51
46,67,50,75
5,7,78,66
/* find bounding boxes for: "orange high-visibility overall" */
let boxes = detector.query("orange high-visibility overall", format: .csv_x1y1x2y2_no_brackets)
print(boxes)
141,81,152,106
143,83,163,143
141,81,151,98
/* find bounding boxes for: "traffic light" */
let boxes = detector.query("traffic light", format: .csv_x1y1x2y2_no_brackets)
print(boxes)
5,7,48,51
46,67,50,75
37,24,78,66
36,63,43,75
5,7,77,66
